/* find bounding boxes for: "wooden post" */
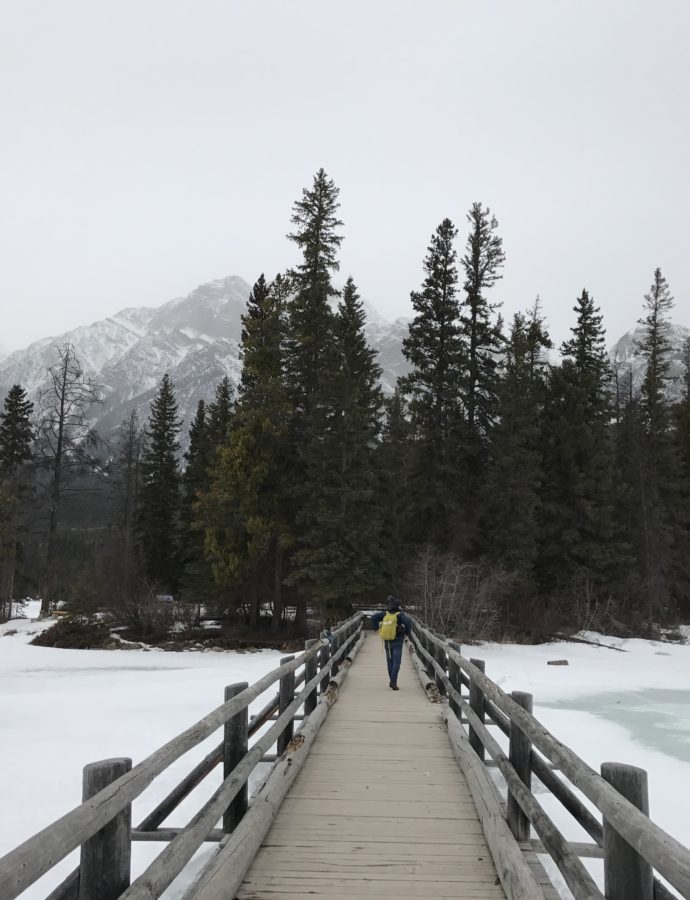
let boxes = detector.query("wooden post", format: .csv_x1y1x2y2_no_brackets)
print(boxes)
331,630,341,677
447,641,461,718
423,632,434,679
79,758,132,900
468,658,486,760
223,683,248,833
601,763,654,900
277,656,295,754
507,691,533,842
304,639,318,716
319,640,331,694
434,632,447,696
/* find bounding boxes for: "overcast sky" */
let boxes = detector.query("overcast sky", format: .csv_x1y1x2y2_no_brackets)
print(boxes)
1,0,689,352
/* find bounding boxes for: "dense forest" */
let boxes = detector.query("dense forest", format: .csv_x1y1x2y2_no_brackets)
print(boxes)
2,169,689,641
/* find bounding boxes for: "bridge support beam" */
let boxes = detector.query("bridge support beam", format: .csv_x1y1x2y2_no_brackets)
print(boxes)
469,658,486,760
223,683,249,833
507,691,533,842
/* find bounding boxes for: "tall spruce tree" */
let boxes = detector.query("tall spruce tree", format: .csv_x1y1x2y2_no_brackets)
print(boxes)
112,409,145,603
458,203,505,516
633,269,688,617
180,399,215,604
293,277,385,606
400,217,463,547
0,384,34,615
283,169,344,621
207,377,235,451
482,306,551,618
138,374,182,592
537,290,628,603
201,273,293,630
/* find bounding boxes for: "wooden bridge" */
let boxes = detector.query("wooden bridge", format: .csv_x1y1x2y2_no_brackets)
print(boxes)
1,613,690,900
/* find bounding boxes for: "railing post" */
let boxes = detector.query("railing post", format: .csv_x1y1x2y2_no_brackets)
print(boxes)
304,639,318,716
433,632,447,696
223,682,249,833
331,630,341,676
601,763,654,900
507,691,533,842
278,655,295,754
423,631,434,680
447,641,461,718
468,658,486,760
319,640,331,694
79,758,132,900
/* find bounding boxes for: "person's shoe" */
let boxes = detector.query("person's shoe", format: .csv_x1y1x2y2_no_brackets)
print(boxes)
390,683,399,690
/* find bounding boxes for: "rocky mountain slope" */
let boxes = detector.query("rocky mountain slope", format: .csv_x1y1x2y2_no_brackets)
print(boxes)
2,276,687,447
0,276,411,442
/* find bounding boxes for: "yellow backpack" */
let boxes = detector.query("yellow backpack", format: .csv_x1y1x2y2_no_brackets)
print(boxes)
379,611,399,641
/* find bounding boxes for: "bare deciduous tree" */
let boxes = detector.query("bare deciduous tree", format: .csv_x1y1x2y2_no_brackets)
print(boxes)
35,343,102,614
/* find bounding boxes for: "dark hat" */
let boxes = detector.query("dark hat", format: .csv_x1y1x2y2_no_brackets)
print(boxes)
387,595,401,611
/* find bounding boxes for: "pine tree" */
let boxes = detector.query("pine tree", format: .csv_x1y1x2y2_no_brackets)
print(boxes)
482,306,551,618
207,377,235,451
400,218,463,546
633,269,688,618
0,384,34,616
292,277,385,606
283,169,344,622
138,374,182,592
111,409,145,603
201,273,293,630
459,203,505,511
537,291,629,603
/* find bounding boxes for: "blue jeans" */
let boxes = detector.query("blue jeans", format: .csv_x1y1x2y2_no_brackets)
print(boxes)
385,640,403,685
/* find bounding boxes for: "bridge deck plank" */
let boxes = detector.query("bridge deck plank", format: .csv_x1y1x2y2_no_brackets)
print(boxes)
236,634,507,899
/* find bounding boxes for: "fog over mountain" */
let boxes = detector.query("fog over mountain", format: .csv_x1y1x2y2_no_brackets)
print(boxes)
1,276,687,447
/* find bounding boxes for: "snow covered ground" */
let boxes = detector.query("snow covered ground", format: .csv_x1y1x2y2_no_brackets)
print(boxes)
1,609,689,899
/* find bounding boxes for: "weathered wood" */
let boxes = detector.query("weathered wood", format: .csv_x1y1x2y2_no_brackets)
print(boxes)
79,758,132,900
44,868,78,900
182,632,365,900
118,627,361,900
443,707,545,900
507,692,533,842
522,839,604,859
460,696,603,900
304,638,318,716
223,682,249,833
434,628,690,898
433,631,447,696
602,762,653,900
531,752,604,846
447,640,462,718
469,658,486,761
278,656,295,755
132,828,224,842
319,641,331,694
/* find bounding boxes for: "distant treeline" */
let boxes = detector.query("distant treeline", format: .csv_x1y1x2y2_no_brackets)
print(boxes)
2,169,689,638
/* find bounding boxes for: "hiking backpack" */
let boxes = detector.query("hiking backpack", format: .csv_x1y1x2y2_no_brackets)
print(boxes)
379,611,399,641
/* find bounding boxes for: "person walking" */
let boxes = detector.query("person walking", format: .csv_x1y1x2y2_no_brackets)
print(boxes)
371,596,412,690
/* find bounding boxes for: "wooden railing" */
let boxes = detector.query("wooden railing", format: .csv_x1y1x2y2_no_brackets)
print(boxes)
0,613,363,900
408,618,690,900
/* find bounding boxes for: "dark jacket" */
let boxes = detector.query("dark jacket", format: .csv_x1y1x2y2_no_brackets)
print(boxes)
371,607,412,643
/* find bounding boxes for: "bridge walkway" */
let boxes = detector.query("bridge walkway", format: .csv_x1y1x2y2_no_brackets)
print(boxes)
236,632,507,899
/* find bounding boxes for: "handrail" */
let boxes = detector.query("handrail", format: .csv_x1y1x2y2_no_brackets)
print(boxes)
410,617,690,899
0,612,363,900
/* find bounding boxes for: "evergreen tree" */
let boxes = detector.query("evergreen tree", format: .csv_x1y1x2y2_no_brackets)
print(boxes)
283,169,344,621
537,290,628,602
201,273,293,628
633,269,688,617
111,409,145,603
207,376,235,451
459,203,505,511
400,218,463,546
0,384,34,615
179,400,215,604
292,277,385,606
482,305,551,617
138,374,182,592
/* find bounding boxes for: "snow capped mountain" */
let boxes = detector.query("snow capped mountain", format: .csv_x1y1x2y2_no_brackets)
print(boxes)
0,276,410,442
609,322,690,397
